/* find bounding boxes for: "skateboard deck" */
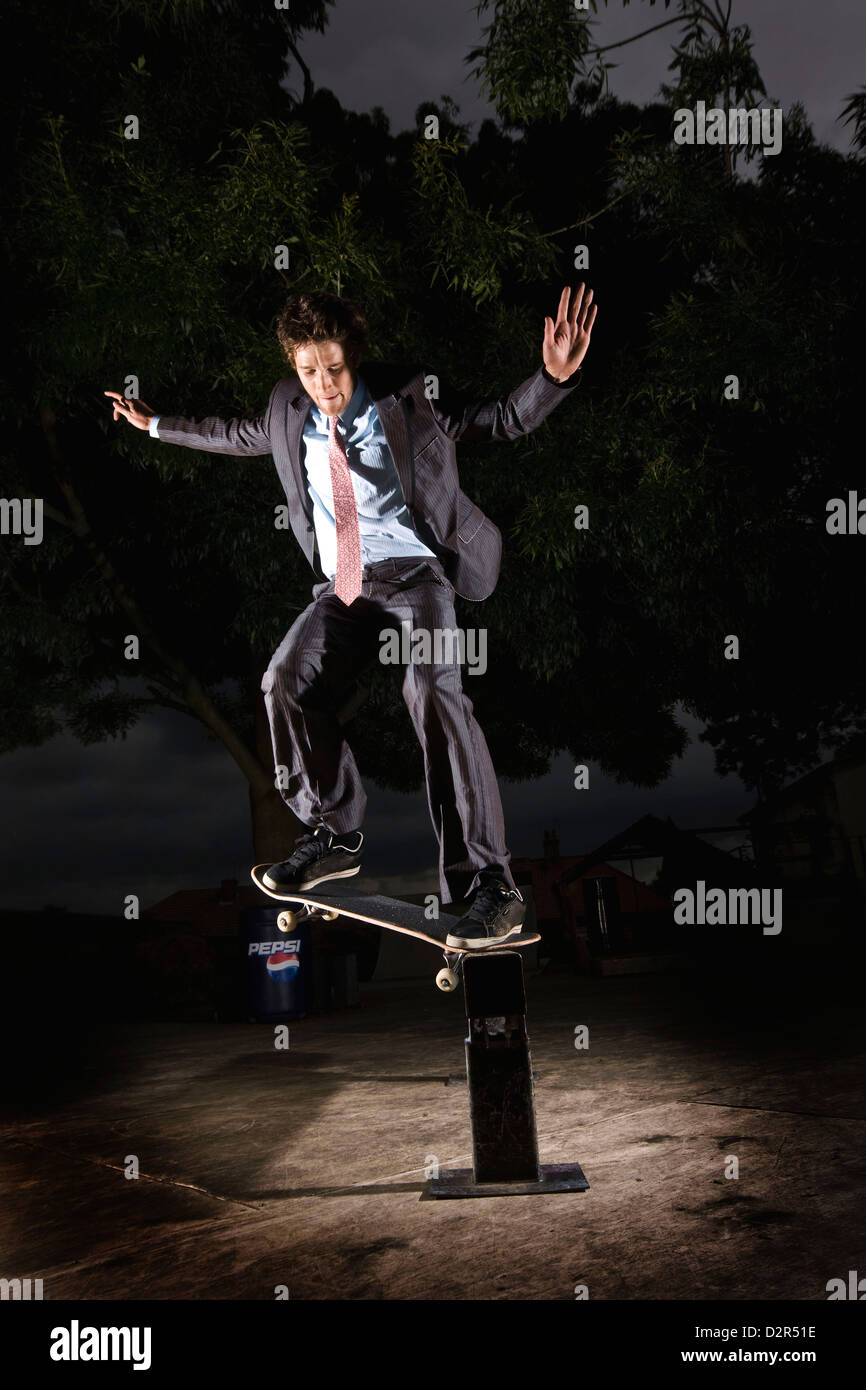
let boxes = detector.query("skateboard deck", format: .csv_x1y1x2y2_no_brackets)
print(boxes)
250,865,540,991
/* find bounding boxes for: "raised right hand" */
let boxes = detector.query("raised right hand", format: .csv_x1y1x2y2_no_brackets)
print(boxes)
104,390,157,431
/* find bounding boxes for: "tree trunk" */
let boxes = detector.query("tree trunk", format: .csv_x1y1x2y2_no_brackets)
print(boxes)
250,680,306,862
287,37,314,106
249,781,303,864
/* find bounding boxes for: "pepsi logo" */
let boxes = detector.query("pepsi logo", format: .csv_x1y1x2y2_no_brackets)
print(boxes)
265,951,299,981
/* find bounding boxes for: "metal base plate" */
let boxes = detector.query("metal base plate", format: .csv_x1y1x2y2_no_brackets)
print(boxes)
423,1162,589,1199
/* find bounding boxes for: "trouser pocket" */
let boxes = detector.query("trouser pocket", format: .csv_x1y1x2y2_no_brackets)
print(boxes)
380,559,447,588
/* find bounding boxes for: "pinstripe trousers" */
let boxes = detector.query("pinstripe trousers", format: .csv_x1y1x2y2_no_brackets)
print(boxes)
260,555,515,905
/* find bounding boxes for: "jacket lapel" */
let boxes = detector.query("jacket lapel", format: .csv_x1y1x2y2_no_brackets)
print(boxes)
358,363,415,508
371,394,413,509
286,380,314,524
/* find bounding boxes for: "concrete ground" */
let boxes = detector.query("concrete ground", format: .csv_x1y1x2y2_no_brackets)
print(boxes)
2,957,864,1301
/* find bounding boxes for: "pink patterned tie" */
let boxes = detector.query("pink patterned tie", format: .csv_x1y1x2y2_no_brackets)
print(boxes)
328,414,362,605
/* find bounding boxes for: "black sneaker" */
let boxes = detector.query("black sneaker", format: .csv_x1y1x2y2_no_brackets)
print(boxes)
445,872,526,950
262,825,364,892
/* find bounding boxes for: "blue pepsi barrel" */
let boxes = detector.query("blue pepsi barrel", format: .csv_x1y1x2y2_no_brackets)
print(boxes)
242,907,310,1020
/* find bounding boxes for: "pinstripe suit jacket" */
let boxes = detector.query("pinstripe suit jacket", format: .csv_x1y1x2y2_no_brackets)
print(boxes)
155,361,582,600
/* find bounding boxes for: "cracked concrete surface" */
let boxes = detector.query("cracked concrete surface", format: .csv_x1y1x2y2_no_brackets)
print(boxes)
1,959,863,1300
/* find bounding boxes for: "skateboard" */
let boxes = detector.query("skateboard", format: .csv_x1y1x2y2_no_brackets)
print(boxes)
250,866,541,992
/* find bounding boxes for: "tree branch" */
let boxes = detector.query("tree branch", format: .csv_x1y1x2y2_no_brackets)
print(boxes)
587,15,685,56
40,499,74,529
38,404,274,797
286,36,313,105
730,225,756,260
142,687,199,718
543,186,632,238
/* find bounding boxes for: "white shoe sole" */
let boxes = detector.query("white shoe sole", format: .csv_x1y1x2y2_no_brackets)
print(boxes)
445,921,524,950
262,864,361,892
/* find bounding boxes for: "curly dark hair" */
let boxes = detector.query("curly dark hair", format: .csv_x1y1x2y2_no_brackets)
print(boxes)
276,290,369,369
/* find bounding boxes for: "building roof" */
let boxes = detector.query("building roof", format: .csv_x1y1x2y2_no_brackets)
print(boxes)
557,814,752,887
740,735,866,823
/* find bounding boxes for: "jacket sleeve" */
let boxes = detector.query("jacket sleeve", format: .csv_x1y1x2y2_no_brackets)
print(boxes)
152,383,277,456
428,364,582,443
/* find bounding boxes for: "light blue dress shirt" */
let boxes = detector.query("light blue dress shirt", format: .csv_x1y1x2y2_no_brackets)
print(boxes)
302,373,434,579
150,373,434,579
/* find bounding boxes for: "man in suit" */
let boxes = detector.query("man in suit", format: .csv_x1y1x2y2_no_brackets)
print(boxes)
105,283,597,948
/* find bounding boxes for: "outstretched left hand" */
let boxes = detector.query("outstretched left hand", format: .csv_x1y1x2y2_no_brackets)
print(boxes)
542,283,598,381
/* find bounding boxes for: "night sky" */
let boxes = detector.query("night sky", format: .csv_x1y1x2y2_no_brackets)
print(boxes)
4,1,862,914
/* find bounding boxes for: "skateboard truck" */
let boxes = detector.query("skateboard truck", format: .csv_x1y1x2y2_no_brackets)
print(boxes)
436,950,464,993
277,904,340,931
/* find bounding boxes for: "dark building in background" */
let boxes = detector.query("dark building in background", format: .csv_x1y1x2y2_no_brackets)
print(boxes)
513,819,746,971
740,739,866,942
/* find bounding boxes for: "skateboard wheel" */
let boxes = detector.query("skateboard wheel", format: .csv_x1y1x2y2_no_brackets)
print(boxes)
321,909,339,922
436,968,459,992
277,910,296,932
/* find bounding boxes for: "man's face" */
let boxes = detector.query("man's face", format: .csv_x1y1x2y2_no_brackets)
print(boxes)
294,340,357,417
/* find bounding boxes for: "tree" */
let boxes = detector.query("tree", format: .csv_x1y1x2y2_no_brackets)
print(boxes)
3,0,338,857
4,0,866,874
